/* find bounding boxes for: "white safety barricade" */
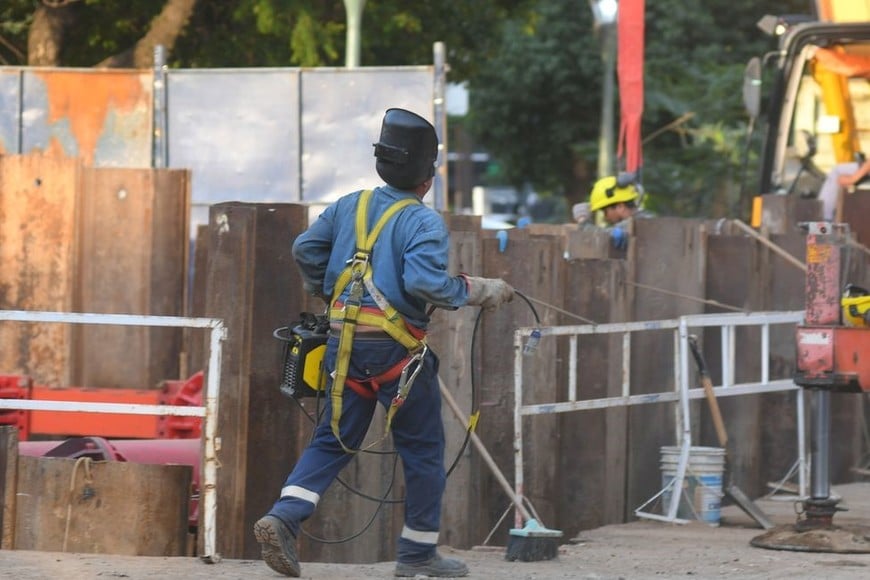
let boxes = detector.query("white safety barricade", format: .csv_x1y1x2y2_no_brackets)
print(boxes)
512,310,806,526
0,310,226,561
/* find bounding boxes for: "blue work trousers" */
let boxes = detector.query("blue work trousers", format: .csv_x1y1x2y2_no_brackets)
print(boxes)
267,335,446,563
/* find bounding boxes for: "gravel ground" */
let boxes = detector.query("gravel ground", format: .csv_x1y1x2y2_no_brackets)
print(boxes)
1,483,869,579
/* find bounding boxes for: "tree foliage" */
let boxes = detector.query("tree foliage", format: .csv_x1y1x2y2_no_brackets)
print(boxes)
639,0,811,217
468,0,813,217
0,0,531,79
467,1,602,205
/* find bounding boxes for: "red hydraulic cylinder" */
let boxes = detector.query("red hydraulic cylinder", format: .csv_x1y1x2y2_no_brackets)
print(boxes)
804,222,840,326
795,223,870,392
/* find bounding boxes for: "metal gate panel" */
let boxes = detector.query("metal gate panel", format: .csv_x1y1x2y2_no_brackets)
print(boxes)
166,69,301,228
0,70,22,155
299,67,434,205
20,69,152,167
0,65,437,226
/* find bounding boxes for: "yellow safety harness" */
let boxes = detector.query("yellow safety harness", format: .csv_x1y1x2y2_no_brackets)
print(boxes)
328,189,428,452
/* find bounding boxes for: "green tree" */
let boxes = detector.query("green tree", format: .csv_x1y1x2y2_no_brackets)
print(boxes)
640,0,810,218
468,0,813,218
0,0,530,79
9,0,195,68
467,0,601,208
176,0,535,77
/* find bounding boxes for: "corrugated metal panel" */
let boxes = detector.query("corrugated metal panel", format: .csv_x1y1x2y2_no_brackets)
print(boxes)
0,69,22,155
21,69,152,167
300,67,434,204
166,69,301,228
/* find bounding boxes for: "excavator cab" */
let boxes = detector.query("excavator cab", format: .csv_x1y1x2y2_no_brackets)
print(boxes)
787,129,827,198
745,17,870,238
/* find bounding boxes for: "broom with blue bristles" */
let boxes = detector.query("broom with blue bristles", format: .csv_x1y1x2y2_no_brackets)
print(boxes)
505,516,564,562
439,379,563,562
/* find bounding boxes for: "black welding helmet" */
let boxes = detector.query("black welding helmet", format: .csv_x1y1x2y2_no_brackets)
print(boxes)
373,108,438,190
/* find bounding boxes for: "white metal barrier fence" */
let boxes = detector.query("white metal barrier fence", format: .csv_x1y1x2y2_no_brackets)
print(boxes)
0,310,226,560
512,310,806,526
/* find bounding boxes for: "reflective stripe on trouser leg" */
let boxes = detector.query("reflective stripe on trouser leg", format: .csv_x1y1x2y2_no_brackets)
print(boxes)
401,525,439,545
388,350,446,564
280,485,321,505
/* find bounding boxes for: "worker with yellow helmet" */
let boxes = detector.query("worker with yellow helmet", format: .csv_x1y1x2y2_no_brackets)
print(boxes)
580,173,651,249
589,174,643,225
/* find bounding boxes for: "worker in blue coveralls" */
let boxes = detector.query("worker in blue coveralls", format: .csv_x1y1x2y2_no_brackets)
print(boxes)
254,108,515,578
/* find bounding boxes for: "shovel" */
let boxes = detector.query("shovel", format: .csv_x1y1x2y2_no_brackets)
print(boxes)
688,335,774,530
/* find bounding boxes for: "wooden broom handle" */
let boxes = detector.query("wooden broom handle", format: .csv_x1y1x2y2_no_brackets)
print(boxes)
701,374,729,448
438,377,535,522
689,336,729,448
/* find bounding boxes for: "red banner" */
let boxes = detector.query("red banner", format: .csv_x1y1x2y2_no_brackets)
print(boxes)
617,0,645,174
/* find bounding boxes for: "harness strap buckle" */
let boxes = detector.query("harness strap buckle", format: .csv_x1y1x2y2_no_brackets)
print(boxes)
393,345,428,407
348,250,371,268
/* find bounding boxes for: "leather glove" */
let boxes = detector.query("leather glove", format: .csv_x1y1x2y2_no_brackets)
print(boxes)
572,202,590,225
464,276,515,311
610,227,628,250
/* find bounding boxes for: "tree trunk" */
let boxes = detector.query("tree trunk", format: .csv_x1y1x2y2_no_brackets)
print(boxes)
97,0,198,68
27,4,78,66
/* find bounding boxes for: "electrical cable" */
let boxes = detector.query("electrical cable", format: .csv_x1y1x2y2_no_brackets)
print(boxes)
445,289,542,476
298,453,402,545
444,306,483,477
288,393,404,505
285,287,544,544
513,290,542,324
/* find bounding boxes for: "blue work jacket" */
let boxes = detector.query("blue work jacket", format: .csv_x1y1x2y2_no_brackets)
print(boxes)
292,185,469,330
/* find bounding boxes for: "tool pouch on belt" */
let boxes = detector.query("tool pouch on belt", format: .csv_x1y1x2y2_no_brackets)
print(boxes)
273,312,330,399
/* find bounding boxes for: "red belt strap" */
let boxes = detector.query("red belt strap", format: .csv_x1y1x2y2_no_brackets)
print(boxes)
344,354,413,399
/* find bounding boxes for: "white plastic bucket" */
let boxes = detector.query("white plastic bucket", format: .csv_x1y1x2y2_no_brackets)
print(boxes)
660,446,726,526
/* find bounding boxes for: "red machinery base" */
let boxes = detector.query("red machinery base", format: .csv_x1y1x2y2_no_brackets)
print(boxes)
795,326,870,392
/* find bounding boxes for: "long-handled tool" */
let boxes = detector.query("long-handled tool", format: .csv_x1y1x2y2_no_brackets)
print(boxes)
688,335,774,530
438,377,562,561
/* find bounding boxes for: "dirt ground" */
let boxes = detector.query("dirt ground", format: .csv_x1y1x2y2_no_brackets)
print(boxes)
2,482,870,579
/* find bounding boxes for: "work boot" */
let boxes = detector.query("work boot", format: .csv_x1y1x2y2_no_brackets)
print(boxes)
253,515,300,577
394,553,469,577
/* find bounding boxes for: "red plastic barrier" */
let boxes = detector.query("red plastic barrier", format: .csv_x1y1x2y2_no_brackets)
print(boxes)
0,375,32,438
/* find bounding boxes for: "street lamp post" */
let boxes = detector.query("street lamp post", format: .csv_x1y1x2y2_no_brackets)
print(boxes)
344,0,366,68
589,0,618,179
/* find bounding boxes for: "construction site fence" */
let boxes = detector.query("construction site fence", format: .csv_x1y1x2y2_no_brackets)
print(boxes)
0,310,226,560
0,55,445,225
512,310,807,527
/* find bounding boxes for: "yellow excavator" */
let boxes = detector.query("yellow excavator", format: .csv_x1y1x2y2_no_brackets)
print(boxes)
747,0,870,242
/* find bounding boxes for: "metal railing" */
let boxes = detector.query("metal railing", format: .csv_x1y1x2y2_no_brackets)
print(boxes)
0,310,226,560
512,310,806,527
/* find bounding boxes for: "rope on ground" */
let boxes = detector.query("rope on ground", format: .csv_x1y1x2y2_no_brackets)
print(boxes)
626,281,747,313
62,456,93,553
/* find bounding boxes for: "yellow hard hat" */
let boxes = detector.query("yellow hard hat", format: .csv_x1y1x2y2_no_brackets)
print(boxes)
589,175,639,212
842,285,870,328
